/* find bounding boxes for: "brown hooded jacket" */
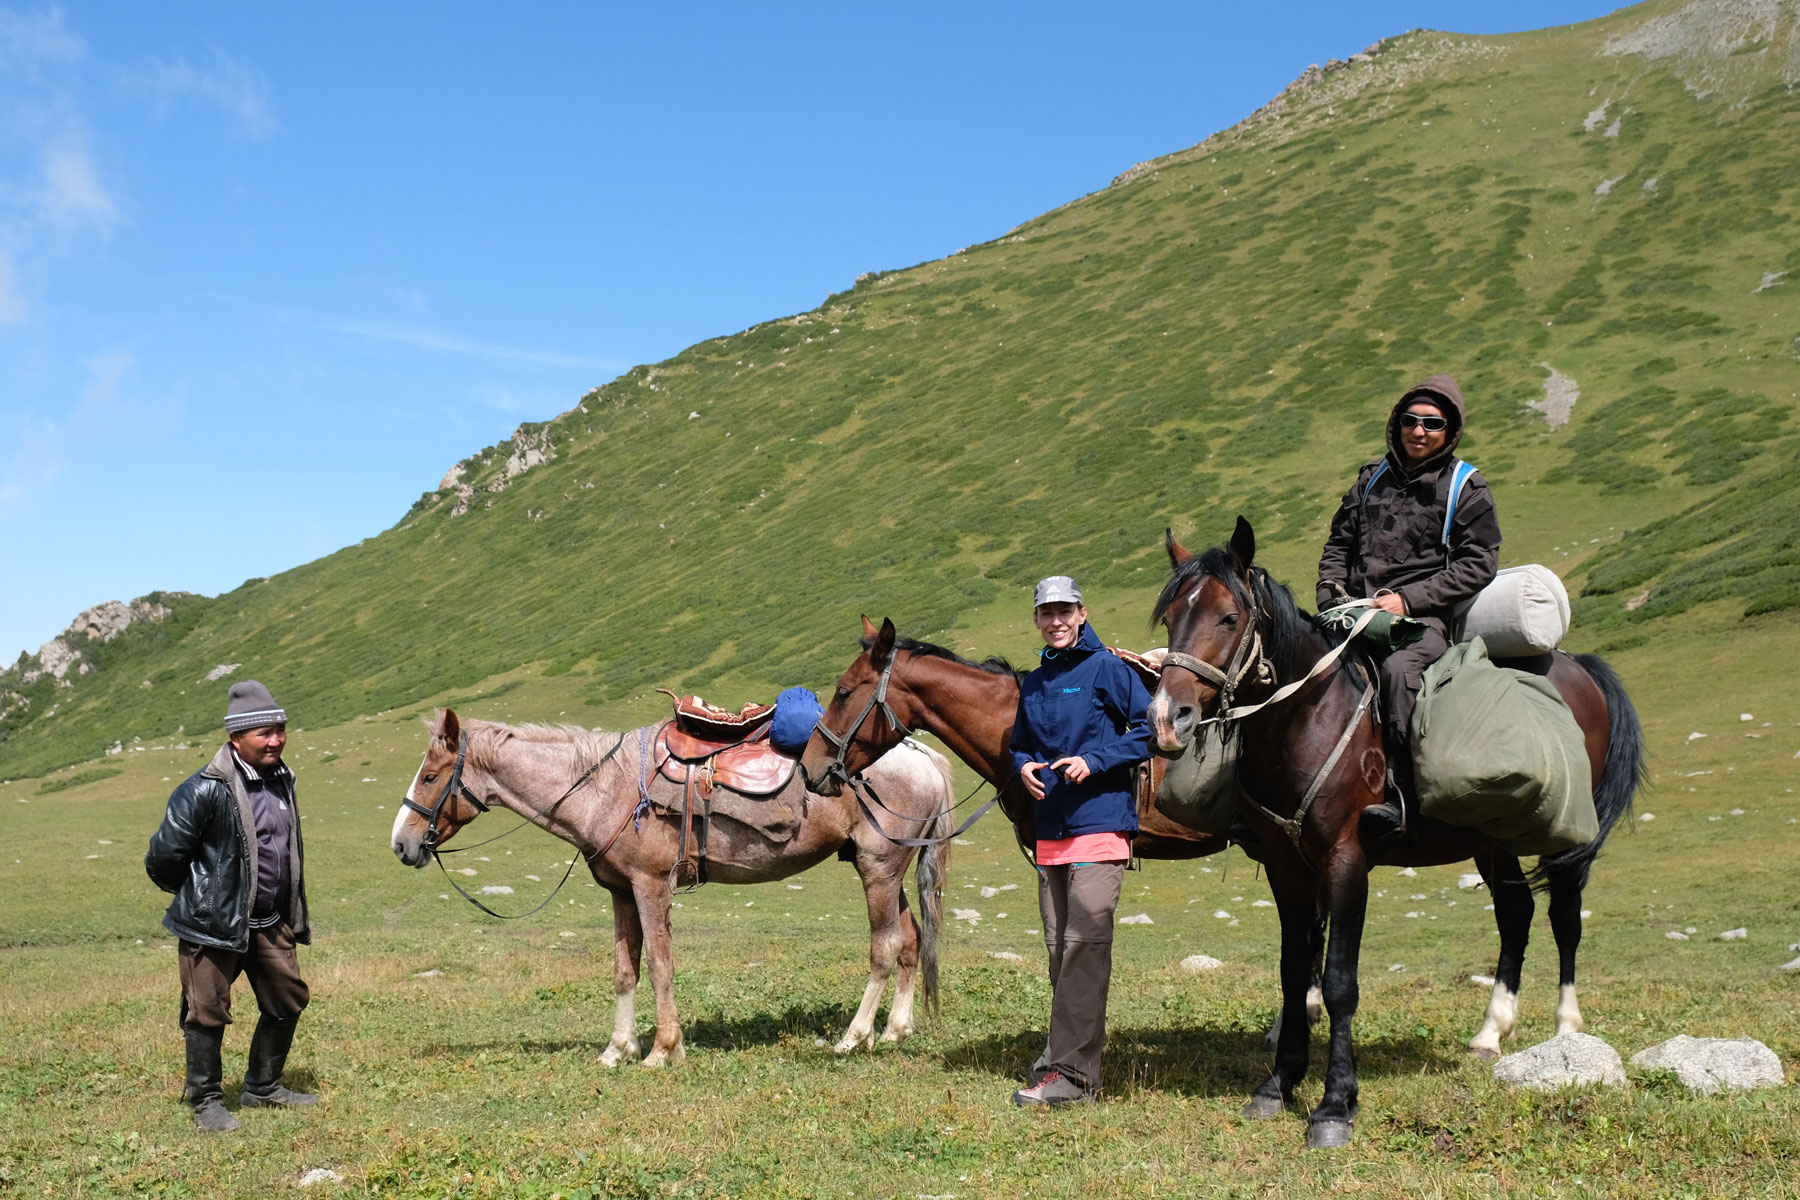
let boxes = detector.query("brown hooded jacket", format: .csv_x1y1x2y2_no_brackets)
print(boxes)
1315,374,1502,623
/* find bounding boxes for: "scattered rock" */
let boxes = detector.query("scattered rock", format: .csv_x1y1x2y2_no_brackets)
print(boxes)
299,1168,345,1188
1687,731,1707,742
1181,954,1224,972
1458,873,1486,890
1754,270,1788,293
979,883,1019,898
414,969,443,978
1493,1032,1627,1091
1251,899,1274,907
1582,100,1611,132
1630,1036,1785,1094
454,868,478,877
1470,973,1497,986
1396,867,1418,877
1594,174,1627,197
951,908,981,922
204,663,242,682
1639,812,1655,822
1119,913,1154,926
1718,928,1747,941
991,951,1024,963
1388,964,1406,972
1530,364,1579,427
477,885,514,895
1666,931,1690,940
1740,713,1755,722
1779,956,1800,972
1213,910,1232,920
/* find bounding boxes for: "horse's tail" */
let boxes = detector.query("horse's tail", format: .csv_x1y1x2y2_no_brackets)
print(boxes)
1531,652,1648,889
915,746,956,1020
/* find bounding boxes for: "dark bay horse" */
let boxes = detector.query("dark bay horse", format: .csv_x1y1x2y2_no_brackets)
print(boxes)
392,709,956,1065
1150,519,1645,1148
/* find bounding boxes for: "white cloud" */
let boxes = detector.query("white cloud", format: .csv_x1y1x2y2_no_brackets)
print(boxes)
0,350,140,517
0,6,84,69
0,250,25,323
135,49,274,139
332,319,629,372
37,138,114,226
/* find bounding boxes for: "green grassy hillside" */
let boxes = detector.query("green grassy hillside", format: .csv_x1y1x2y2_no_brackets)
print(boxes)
6,0,1800,777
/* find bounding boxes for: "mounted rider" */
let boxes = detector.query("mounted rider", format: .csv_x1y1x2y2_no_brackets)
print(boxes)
1316,374,1501,839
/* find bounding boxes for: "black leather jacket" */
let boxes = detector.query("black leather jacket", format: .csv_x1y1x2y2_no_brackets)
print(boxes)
144,743,310,951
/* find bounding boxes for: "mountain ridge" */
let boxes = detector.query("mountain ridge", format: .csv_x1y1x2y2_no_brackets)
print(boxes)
7,0,1800,777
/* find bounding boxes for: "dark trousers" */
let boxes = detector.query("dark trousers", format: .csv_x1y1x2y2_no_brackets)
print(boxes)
178,922,309,1029
1375,618,1449,738
1037,860,1126,1091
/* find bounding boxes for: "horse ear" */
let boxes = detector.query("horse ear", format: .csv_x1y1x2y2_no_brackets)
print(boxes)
870,618,898,669
1229,516,1256,576
1165,527,1194,568
439,707,462,747
860,614,879,639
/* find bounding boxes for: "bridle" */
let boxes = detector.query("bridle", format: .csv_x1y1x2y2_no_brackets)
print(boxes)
812,651,907,784
1160,578,1274,719
400,730,489,848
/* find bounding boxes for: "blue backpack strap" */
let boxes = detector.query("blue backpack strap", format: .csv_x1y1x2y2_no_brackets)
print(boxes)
1360,459,1390,503
1441,459,1477,546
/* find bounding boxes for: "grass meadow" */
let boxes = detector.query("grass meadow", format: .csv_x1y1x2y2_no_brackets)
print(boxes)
3,602,1796,1199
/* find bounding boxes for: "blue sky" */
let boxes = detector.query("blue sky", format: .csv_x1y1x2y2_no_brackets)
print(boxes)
0,1,1625,662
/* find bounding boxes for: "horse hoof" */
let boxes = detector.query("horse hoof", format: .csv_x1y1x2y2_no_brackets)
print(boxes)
1243,1094,1286,1120
1305,1119,1354,1150
833,1031,874,1054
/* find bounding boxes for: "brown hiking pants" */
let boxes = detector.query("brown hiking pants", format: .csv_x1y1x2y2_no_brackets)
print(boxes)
178,922,310,1029
1037,859,1126,1092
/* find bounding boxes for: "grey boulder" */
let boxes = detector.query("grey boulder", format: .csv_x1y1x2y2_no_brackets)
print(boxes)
1493,1032,1627,1091
1629,1035,1786,1095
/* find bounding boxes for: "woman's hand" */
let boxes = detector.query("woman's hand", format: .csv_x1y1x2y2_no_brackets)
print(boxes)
1050,756,1091,784
1021,761,1050,800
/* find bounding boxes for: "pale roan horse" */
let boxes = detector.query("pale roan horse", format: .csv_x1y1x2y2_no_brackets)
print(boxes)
392,708,956,1066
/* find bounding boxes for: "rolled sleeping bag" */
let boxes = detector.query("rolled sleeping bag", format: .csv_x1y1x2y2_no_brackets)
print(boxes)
1458,564,1571,657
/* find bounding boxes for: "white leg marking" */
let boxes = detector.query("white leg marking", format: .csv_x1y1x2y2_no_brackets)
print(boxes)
834,977,885,1054
880,974,916,1044
1305,984,1324,1027
641,1034,684,1069
598,990,641,1067
1555,982,1585,1035
1468,983,1518,1057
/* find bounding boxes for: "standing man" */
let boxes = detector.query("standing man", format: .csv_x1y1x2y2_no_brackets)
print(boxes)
1007,576,1153,1107
145,680,315,1132
1317,374,1501,840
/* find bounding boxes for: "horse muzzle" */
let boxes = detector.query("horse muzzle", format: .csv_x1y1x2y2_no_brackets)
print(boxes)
1150,688,1195,754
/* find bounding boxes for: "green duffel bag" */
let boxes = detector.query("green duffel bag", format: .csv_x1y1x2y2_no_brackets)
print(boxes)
1154,722,1241,835
1412,637,1595,856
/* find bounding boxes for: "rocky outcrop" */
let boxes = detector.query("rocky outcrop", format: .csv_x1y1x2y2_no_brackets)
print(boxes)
439,427,558,518
5,594,181,688
1629,1036,1786,1094
1493,1032,1628,1091
1603,0,1800,104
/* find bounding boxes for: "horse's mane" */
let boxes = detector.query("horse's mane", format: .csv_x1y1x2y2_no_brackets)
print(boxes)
461,718,629,787
1152,547,1321,684
860,633,1018,679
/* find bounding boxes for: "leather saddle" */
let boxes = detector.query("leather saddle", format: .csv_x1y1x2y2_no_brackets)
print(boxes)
652,691,797,797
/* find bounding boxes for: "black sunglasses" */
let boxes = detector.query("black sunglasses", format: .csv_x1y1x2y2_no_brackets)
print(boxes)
1398,413,1448,432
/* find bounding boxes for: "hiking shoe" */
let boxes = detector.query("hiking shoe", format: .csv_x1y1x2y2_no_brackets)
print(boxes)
1011,1069,1093,1108
192,1097,240,1133
241,1084,318,1109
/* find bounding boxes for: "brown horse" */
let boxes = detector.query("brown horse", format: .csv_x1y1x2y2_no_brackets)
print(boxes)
798,616,1228,862
1149,519,1645,1148
391,709,956,1065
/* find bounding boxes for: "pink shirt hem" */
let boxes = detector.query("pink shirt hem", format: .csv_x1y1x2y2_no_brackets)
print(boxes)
1036,831,1132,865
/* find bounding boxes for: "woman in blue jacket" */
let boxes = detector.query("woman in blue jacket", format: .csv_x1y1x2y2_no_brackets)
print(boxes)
1008,575,1153,1107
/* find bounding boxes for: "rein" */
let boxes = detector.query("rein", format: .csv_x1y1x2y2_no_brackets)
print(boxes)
413,731,630,920
1168,577,1381,856
847,764,1008,848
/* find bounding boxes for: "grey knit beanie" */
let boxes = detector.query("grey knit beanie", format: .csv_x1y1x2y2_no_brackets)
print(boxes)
224,680,287,733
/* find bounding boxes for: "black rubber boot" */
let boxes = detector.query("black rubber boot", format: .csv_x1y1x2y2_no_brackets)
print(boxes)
182,1025,240,1133
1360,730,1415,847
240,1015,318,1109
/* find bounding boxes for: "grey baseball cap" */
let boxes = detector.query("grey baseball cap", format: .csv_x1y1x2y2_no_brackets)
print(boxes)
1033,575,1083,608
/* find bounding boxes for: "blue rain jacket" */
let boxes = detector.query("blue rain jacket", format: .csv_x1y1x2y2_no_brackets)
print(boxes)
1009,621,1153,839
